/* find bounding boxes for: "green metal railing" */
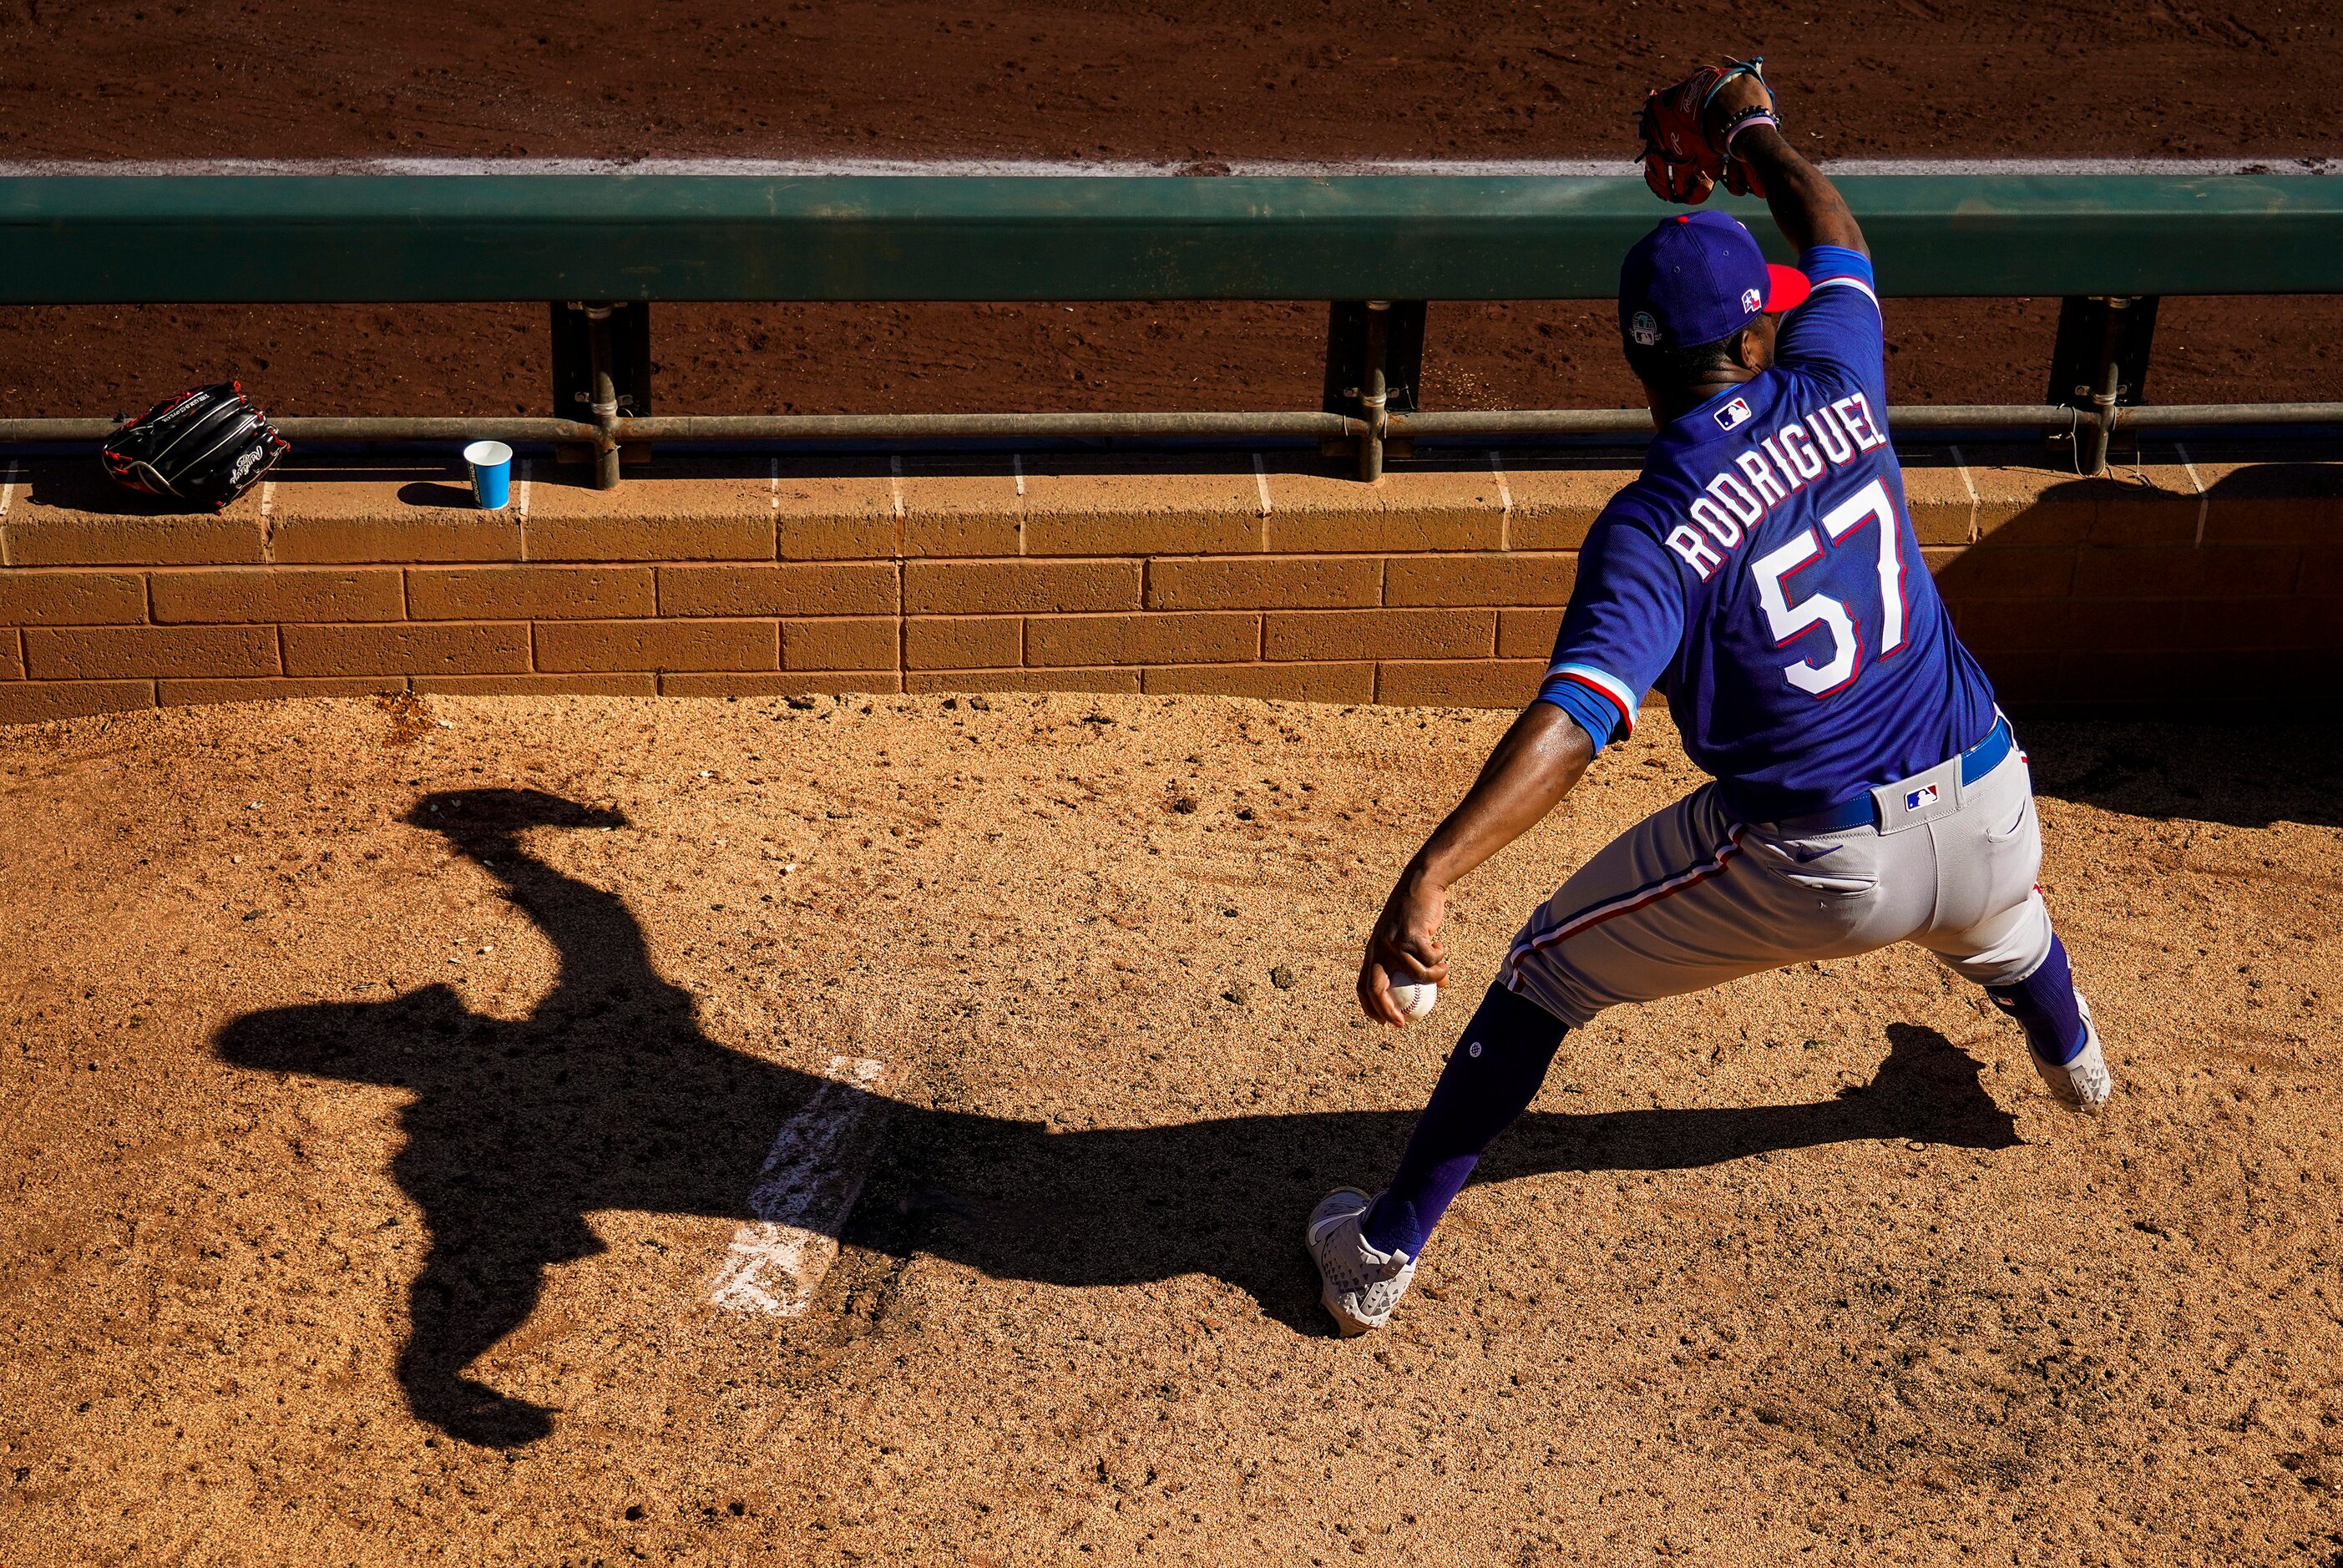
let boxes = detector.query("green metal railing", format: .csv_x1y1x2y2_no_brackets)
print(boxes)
6,175,2343,300
3,175,2340,481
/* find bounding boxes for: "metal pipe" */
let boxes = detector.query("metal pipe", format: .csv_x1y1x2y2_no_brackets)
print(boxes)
1870,404,2082,432
1391,405,2089,439
1359,301,1389,483
0,416,602,443
5,402,2339,456
283,417,598,442
2080,296,2129,474
0,418,119,442
2113,402,2343,427
1394,409,1654,438
616,411,1361,442
584,304,621,490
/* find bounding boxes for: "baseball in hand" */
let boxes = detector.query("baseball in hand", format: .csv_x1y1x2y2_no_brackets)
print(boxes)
1387,977,1439,1021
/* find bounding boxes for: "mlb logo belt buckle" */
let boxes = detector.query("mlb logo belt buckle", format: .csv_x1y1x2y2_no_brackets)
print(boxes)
1869,755,1964,835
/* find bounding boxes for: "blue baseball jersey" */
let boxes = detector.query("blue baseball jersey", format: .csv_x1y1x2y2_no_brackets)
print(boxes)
1537,245,1999,822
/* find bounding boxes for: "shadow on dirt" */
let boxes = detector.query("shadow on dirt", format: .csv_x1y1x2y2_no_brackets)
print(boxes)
216,787,2022,1450
2017,718,2343,830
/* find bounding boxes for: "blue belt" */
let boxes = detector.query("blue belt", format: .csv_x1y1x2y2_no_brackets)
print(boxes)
1763,717,2016,835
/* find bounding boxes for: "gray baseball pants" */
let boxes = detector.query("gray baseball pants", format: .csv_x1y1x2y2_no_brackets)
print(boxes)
1502,741,2051,1028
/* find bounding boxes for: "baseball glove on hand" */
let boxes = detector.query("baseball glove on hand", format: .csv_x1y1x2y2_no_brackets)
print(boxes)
102,382,289,512
1637,58,1777,205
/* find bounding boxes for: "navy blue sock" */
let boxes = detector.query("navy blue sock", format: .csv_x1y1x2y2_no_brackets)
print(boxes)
1361,984,1568,1258
1986,933,2088,1065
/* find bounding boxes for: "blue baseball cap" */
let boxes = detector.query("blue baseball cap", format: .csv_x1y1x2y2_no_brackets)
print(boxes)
1618,210,1810,349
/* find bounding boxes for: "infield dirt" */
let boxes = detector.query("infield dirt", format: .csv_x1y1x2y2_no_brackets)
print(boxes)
3,691,2338,1564
3,0,2343,420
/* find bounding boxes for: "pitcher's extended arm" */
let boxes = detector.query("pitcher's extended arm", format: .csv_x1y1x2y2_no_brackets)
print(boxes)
1705,73,1867,255
1356,703,1593,1026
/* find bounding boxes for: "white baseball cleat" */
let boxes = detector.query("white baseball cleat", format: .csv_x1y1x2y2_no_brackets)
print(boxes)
1305,1187,1417,1338
2032,993,2113,1111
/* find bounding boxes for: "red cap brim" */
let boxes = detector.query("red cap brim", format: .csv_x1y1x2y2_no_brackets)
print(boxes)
1764,264,1811,315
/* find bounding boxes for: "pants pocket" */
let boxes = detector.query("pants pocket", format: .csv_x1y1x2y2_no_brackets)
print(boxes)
1784,869,1880,898
1751,837,1879,899
1983,792,2034,846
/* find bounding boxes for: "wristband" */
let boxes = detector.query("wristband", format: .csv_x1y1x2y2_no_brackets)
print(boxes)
1719,107,1779,155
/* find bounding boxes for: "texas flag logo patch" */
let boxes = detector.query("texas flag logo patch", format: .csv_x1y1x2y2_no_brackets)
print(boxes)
1713,396,1753,432
1905,783,1941,812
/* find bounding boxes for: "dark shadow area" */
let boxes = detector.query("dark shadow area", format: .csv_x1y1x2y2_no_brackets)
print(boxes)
2017,717,2343,829
1923,450,2343,777
393,479,476,508
22,460,210,517
217,787,2022,1449
264,463,464,485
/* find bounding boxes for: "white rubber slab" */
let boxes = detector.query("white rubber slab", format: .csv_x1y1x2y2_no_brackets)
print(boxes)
707,1055,889,1318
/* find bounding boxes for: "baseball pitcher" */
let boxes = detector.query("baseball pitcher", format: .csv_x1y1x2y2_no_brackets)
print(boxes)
1308,62,2113,1338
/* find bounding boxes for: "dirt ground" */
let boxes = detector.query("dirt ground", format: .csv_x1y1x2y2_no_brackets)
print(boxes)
2,690,2339,1565
3,1,2343,417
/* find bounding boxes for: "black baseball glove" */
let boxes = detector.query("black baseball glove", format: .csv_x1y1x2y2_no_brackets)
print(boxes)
102,382,289,511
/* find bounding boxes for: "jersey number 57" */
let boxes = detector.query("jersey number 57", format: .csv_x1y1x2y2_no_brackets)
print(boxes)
1750,478,1910,698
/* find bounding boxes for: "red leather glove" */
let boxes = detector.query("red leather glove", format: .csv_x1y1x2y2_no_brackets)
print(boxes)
1637,65,1732,205
1637,58,1778,205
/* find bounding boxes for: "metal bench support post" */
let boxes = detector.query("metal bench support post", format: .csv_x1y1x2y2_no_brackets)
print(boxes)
551,300,652,486
2048,294,2159,473
1320,298,1425,478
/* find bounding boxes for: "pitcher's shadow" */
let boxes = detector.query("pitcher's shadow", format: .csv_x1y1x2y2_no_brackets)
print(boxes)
215,787,2021,1449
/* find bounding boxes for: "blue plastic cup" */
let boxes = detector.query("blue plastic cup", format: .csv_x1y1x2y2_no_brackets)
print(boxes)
463,439,514,510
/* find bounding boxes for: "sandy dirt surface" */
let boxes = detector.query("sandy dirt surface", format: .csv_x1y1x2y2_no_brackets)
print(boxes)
3,2,2341,417
2,690,2339,1565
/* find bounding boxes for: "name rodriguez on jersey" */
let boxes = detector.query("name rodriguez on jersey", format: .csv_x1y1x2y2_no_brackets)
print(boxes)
1661,389,1888,581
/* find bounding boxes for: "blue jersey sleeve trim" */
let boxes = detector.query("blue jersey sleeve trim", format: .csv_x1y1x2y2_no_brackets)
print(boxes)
1536,663,1637,752
1536,680,1623,754
1800,245,1875,287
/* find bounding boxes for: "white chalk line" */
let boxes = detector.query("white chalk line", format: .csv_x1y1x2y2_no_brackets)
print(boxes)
1252,453,1273,518
0,462,18,521
2176,441,2209,547
5,156,2339,179
707,1055,889,1318
1950,445,1981,543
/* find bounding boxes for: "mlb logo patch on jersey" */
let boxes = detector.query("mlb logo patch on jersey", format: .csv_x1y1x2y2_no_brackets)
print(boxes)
1905,783,1941,812
1713,396,1753,432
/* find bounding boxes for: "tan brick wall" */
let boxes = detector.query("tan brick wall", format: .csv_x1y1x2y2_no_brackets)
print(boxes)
905,559,1139,615
406,565,654,620
0,570,149,625
1263,608,1494,662
281,621,530,677
533,618,777,674
782,617,896,672
150,567,405,624
24,625,279,680
1145,555,1379,610
657,562,896,618
1,445,2335,722
905,615,1022,671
